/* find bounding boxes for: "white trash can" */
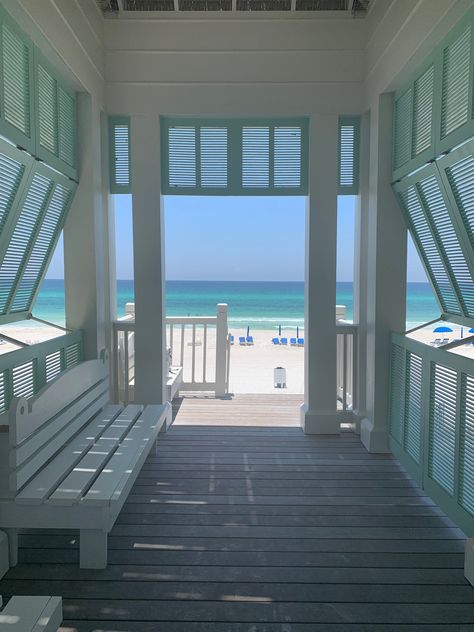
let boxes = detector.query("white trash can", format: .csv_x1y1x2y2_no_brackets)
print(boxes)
274,366,286,388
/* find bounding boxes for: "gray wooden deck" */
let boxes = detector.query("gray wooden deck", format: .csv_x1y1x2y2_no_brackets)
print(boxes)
1,394,473,631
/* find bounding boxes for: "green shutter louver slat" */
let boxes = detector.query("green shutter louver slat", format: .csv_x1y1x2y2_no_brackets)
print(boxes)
441,25,471,139
394,88,412,170
2,22,30,139
12,182,73,313
417,174,474,317
0,172,52,315
0,151,25,234
0,371,6,414
37,64,57,155
460,374,474,516
65,342,80,368
338,118,360,194
109,117,131,193
274,126,302,188
404,352,422,464
389,343,405,444
45,350,62,383
398,186,458,315
412,65,435,157
12,360,34,399
58,87,75,168
446,155,474,250
200,127,227,188
242,126,270,188
168,126,196,188
429,363,457,495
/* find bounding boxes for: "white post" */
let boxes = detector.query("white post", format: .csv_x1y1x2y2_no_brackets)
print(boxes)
130,115,167,405
466,539,474,587
215,303,228,397
300,114,339,434
64,94,111,361
360,93,407,453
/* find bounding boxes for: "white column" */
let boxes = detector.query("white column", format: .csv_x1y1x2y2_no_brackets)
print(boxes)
352,111,370,428
360,93,407,453
215,303,228,397
130,115,167,405
300,114,339,434
64,94,111,361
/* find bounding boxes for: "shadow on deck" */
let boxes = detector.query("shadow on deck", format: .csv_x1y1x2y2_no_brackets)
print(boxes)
0,396,473,630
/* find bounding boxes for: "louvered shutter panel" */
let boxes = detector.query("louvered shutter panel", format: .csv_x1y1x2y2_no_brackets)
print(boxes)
441,25,472,140
37,63,57,156
338,118,360,194
1,21,32,150
58,87,75,168
393,88,412,172
0,171,52,315
429,364,457,495
389,343,405,444
109,117,131,193
412,65,435,158
404,352,422,463
274,126,302,189
12,180,74,313
417,173,474,317
12,360,35,399
445,154,474,250
242,126,270,188
460,374,474,516
168,126,196,188
396,183,459,316
200,127,228,188
0,148,27,234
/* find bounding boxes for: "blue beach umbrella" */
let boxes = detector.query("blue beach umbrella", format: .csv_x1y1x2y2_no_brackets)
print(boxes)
433,326,453,333
469,328,474,333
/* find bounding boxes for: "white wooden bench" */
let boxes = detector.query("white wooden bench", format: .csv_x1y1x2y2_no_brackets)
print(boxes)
0,351,170,569
0,596,62,632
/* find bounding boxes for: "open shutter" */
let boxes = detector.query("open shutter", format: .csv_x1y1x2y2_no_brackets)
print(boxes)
161,117,308,195
404,352,423,464
0,19,33,152
109,116,131,193
412,65,435,159
338,117,360,195
440,24,473,150
393,88,412,175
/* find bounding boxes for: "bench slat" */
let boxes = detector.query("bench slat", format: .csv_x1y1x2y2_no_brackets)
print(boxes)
0,596,61,632
11,386,110,493
12,378,110,468
82,405,167,506
48,405,142,506
15,405,123,504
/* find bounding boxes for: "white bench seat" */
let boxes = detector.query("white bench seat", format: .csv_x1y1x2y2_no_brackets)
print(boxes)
0,352,170,569
0,596,62,632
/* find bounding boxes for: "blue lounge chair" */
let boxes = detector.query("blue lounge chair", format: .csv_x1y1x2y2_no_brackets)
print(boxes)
290,338,297,346
297,338,304,346
280,337,288,345
239,336,246,345
272,337,280,345
229,335,234,345
246,336,254,345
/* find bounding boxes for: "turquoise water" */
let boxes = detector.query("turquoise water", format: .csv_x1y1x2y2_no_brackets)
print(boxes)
33,279,439,330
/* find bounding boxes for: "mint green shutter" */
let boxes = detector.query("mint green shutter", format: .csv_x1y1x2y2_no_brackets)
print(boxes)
412,65,435,158
389,343,405,444
160,117,308,196
404,352,423,464
109,116,131,193
338,117,360,195
393,88,412,174
460,374,474,516
429,364,457,495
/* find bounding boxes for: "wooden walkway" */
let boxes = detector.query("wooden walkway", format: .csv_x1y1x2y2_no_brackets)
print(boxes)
1,395,473,630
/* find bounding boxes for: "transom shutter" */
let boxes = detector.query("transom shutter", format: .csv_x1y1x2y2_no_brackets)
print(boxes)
160,117,308,196
338,117,360,195
109,116,131,193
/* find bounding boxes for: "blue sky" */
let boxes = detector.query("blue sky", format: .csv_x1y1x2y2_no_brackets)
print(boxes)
47,195,427,282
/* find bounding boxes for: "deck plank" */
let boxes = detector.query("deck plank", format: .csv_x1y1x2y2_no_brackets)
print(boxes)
0,393,473,631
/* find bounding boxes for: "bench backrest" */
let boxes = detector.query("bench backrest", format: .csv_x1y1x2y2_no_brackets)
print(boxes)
8,350,110,493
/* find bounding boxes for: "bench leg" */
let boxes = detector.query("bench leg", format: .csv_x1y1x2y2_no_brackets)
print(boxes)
5,528,18,567
80,530,107,569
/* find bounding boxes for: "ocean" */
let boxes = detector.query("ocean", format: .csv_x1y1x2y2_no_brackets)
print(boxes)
33,279,439,330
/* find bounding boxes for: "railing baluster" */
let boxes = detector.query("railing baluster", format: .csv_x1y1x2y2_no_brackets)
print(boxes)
180,324,185,367
203,324,207,383
170,324,174,359
191,324,196,385
124,330,129,405
342,333,347,411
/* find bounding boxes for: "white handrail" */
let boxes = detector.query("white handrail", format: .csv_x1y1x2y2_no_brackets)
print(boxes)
336,323,358,412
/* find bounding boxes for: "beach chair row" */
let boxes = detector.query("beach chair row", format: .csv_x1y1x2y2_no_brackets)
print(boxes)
272,337,304,346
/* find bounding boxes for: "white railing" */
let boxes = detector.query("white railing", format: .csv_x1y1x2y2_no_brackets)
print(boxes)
336,323,358,412
112,303,230,403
